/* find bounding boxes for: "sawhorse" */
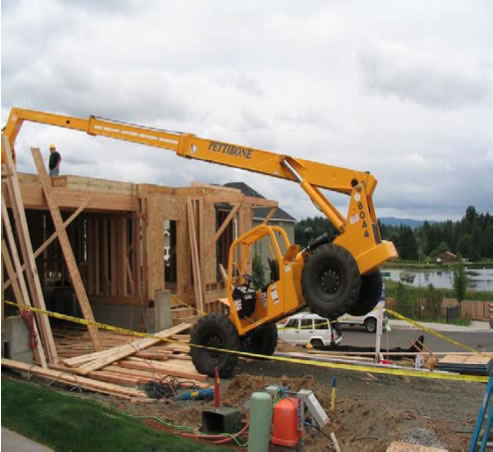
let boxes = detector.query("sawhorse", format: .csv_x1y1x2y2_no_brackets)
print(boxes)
470,375,493,451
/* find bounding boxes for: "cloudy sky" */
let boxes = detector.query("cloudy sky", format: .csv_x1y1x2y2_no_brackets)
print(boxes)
2,0,492,221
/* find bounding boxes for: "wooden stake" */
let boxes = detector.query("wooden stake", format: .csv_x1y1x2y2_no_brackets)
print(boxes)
31,147,102,351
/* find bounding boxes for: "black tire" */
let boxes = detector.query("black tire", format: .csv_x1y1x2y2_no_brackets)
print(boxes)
310,339,324,349
348,271,383,316
302,244,361,319
365,317,377,333
190,313,240,378
241,323,278,357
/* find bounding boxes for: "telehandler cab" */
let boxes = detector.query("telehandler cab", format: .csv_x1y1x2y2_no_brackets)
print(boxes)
2,108,398,377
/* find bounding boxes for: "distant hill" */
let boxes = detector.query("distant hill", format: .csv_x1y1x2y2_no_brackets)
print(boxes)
379,217,436,228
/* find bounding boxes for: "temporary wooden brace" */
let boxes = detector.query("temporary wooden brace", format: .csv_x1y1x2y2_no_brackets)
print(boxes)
262,207,278,224
3,196,92,291
186,197,204,313
205,201,242,255
67,323,190,375
1,238,47,366
2,139,58,364
31,148,102,351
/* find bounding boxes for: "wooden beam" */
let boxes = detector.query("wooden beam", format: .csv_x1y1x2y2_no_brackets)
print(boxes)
262,207,277,224
31,147,102,351
2,139,58,364
2,359,146,400
205,202,242,256
186,198,204,313
1,182,138,212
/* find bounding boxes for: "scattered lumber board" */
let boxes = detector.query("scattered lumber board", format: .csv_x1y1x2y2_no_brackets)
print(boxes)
64,323,190,374
117,357,207,381
2,359,146,400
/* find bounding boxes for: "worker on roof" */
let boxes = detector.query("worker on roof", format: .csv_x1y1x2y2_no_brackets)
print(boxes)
48,144,61,177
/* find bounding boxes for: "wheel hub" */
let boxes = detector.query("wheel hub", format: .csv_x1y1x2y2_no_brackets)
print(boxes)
205,334,223,361
321,269,341,294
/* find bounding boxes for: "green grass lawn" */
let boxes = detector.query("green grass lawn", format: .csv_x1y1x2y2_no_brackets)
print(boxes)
1,377,231,452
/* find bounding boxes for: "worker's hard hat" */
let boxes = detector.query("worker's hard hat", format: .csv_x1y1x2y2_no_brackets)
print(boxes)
49,144,56,149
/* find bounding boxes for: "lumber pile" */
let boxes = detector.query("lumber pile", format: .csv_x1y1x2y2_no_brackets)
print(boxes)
3,324,209,401
437,354,492,375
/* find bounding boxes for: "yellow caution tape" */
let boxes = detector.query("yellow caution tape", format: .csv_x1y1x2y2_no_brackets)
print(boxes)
385,308,484,355
3,300,490,383
169,294,207,317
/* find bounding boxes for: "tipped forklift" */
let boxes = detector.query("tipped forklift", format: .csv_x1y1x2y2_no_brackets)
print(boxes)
2,107,398,377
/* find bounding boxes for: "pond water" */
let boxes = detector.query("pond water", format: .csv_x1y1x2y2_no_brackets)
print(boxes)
386,268,493,291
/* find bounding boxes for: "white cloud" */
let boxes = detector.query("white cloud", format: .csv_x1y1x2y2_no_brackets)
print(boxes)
2,0,493,222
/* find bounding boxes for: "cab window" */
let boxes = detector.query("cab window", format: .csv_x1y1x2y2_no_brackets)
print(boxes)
300,319,313,330
285,318,298,329
315,319,329,330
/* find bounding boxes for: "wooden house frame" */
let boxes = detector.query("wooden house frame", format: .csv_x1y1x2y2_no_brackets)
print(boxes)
2,164,278,334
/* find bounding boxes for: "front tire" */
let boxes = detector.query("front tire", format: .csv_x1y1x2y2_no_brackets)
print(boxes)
302,244,361,319
348,271,383,316
365,317,377,333
242,323,278,357
190,313,240,377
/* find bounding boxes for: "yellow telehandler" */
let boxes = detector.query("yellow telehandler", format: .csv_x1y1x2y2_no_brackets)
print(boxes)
2,108,398,376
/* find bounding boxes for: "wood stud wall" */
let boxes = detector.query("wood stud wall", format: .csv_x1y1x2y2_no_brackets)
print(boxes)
2,162,279,331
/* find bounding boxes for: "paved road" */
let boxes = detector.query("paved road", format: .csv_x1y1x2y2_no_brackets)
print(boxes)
339,325,493,352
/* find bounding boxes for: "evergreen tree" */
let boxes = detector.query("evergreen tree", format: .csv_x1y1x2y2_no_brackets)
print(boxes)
453,254,467,303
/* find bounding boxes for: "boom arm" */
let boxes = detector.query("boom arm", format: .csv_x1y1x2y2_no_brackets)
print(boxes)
2,107,397,273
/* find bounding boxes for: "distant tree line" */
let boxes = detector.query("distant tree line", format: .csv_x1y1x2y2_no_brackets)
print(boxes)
295,206,493,261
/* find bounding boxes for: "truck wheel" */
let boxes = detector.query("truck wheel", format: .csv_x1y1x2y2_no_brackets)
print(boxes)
310,338,324,350
302,244,361,319
190,313,240,378
347,271,383,316
365,317,377,333
242,323,278,357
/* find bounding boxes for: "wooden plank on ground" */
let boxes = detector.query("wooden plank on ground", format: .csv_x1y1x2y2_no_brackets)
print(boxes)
72,323,190,374
117,357,207,381
31,147,102,351
2,359,146,400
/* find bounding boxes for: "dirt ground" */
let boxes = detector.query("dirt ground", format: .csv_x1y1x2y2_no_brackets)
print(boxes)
107,356,485,451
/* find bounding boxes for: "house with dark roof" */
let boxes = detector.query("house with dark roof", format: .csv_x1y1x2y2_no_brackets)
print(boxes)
224,182,297,278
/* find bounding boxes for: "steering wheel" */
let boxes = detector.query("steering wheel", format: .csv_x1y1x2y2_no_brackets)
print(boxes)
243,273,253,287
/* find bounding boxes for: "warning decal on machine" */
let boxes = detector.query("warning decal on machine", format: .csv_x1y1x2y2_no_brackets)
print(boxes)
270,284,279,304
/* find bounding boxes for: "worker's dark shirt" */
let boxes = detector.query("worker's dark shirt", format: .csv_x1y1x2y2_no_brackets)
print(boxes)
49,151,61,170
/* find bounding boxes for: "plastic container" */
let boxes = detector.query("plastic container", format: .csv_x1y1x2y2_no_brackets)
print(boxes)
271,397,300,447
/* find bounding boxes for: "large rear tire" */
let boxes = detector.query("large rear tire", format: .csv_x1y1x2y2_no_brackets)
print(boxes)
347,270,383,316
302,244,361,319
190,313,240,378
242,323,278,357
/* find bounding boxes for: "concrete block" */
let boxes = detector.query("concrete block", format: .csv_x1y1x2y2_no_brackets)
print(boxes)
5,316,33,364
